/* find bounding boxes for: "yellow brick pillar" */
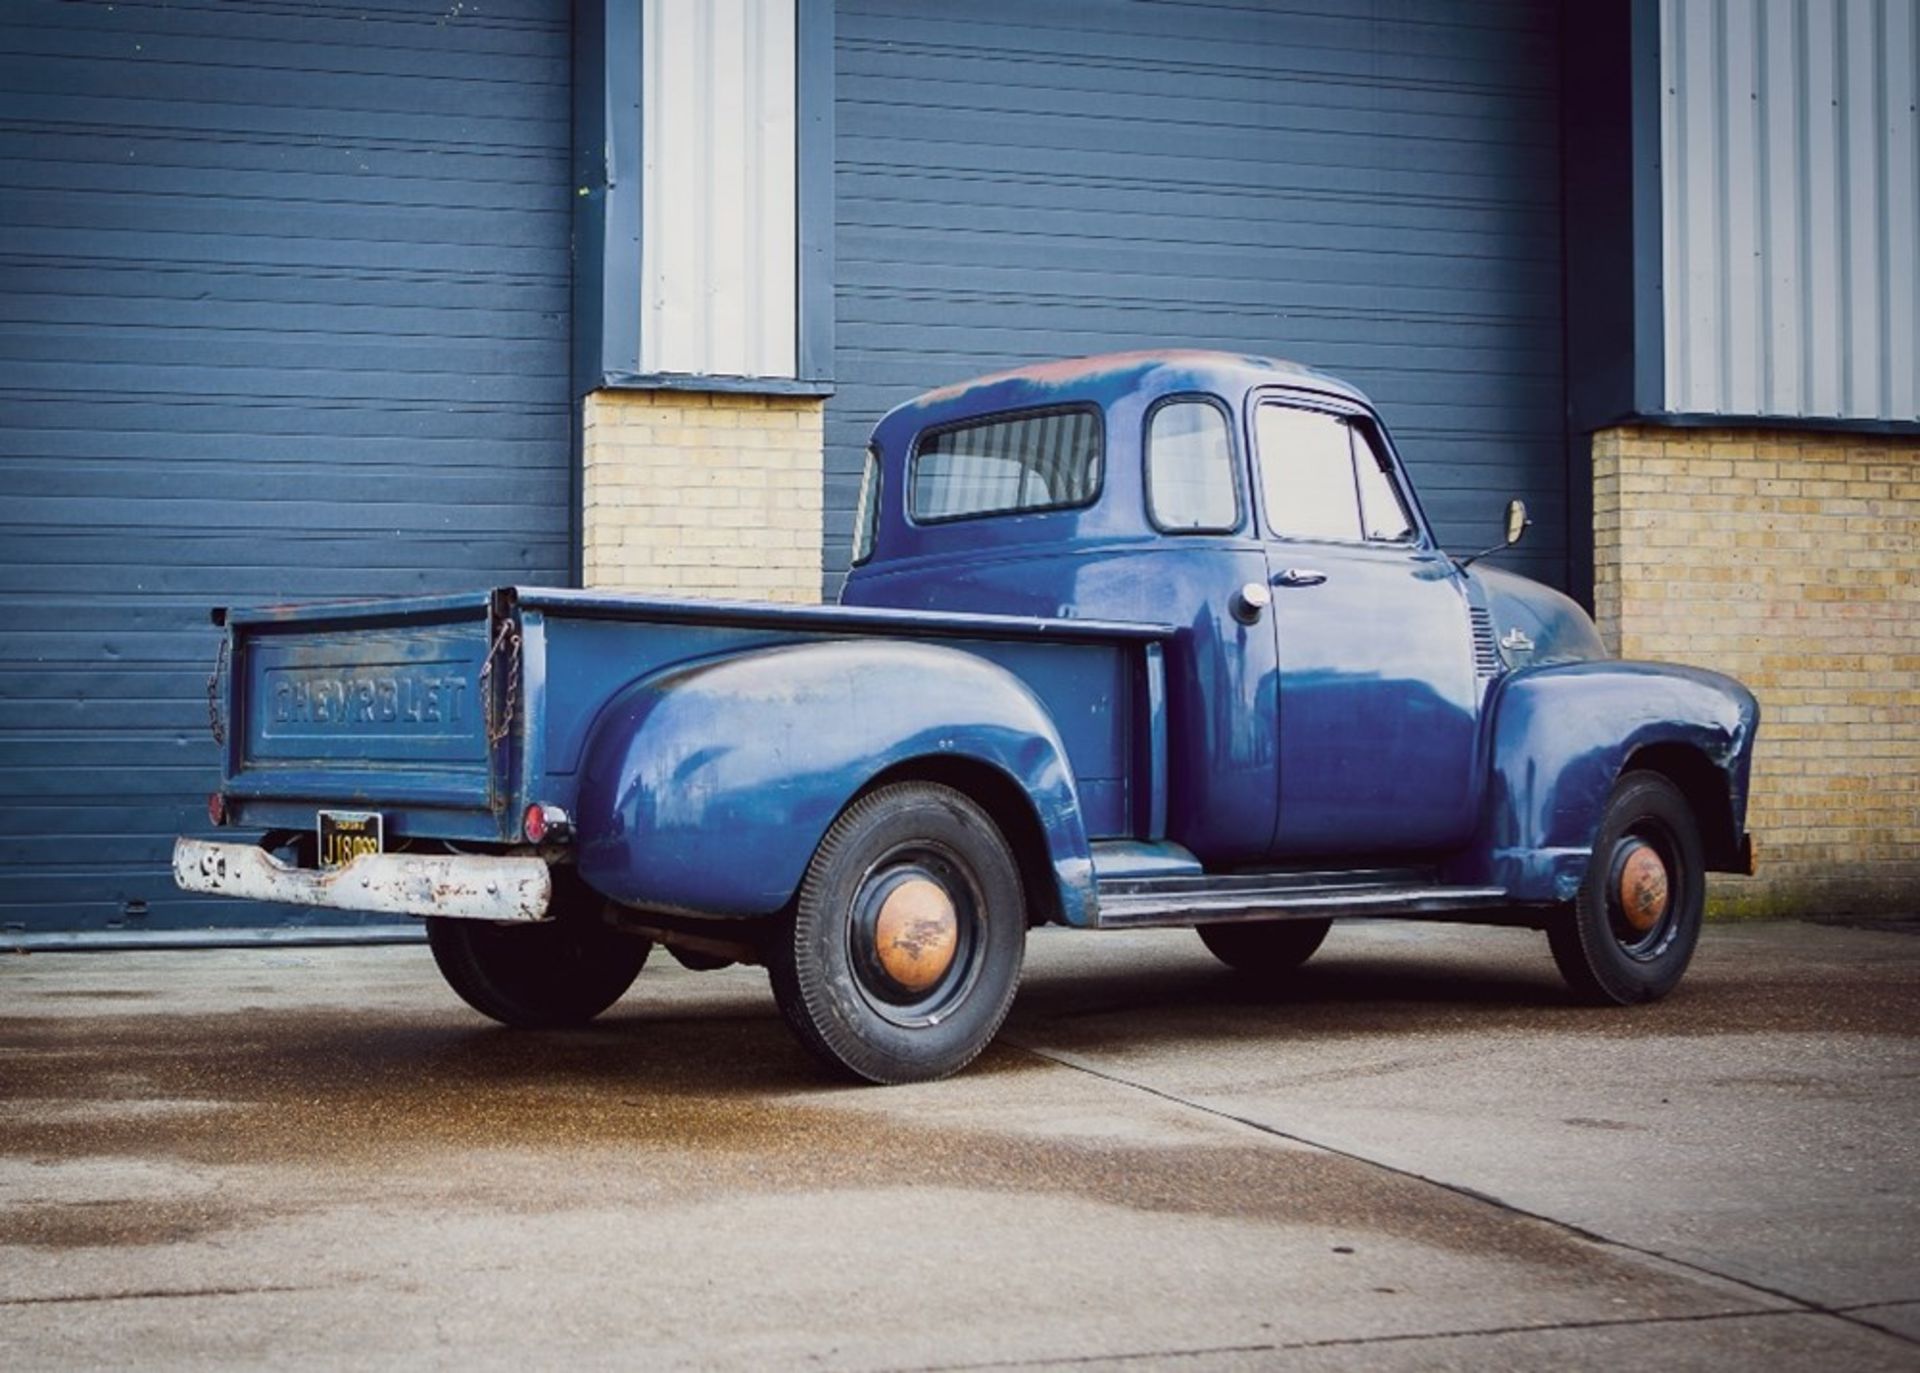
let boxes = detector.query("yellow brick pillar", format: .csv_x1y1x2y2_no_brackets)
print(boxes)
1591,426,1920,915
581,390,825,604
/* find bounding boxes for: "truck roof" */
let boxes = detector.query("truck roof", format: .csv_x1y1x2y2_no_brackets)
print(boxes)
875,349,1372,445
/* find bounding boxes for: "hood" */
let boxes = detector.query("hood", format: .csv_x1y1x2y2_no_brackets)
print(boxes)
1470,565,1607,670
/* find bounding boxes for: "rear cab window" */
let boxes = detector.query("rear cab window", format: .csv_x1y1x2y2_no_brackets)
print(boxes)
910,407,1103,523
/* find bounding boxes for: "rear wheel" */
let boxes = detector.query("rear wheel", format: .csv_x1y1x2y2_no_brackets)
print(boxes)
1197,918,1332,975
1549,771,1704,1005
427,878,650,1028
769,782,1026,1084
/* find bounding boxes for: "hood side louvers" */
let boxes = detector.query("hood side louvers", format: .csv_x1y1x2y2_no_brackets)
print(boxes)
1470,606,1502,678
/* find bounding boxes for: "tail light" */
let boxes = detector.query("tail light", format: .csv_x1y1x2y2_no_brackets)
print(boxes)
523,803,572,844
208,791,229,826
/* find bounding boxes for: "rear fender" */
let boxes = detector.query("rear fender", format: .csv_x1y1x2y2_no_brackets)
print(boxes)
573,640,1097,924
1475,661,1759,901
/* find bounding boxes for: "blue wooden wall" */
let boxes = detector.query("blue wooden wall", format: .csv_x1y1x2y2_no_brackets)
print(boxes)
0,0,1577,936
824,0,1569,598
0,0,574,935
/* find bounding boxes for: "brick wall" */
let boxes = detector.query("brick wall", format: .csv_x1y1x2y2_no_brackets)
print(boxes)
1591,426,1919,915
581,390,825,603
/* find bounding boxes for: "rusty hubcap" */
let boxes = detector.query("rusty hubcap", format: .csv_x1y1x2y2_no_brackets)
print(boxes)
872,878,959,993
1616,840,1671,933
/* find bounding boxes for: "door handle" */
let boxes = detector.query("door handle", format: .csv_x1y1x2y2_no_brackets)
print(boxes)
1272,568,1328,588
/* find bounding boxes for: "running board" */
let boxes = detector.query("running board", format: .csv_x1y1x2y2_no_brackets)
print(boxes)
1093,867,1507,929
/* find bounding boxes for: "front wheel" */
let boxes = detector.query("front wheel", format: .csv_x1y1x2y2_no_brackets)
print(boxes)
427,885,651,1028
1549,770,1704,1005
769,782,1026,1084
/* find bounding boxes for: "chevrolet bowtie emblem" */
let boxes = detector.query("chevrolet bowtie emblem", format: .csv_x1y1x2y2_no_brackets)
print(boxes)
1500,627,1535,653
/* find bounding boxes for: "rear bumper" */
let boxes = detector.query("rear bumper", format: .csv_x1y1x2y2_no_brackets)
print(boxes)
172,838,551,922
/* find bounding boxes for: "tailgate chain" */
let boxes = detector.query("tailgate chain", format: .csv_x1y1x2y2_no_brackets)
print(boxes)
205,635,229,746
479,614,521,749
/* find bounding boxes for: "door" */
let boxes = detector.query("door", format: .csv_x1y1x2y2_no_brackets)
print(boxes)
0,0,573,935
1251,398,1482,857
828,3,1570,600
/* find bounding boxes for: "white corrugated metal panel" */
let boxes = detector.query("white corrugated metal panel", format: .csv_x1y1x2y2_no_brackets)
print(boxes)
641,0,797,377
1661,0,1919,421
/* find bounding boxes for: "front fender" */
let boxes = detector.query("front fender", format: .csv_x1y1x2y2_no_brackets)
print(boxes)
573,640,1096,924
1478,661,1759,901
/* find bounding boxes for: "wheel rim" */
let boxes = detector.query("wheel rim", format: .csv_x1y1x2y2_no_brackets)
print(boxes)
846,844,985,1027
1606,828,1681,960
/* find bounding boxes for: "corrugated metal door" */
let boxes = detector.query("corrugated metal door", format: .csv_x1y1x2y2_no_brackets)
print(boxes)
0,0,572,936
828,0,1567,594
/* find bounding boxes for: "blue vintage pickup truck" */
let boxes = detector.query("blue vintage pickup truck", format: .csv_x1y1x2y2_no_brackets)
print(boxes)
176,351,1759,1083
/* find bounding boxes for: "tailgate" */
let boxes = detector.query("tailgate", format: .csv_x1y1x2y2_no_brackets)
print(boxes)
219,591,511,830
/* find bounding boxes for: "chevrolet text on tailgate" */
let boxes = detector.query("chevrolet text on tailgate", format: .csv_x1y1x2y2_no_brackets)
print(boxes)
177,352,1759,1084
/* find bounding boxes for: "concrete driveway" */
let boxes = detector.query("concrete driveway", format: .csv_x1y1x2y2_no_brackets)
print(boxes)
2,918,1915,1370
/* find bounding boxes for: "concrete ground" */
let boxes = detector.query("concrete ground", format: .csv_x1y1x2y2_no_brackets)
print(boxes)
1,919,1915,1371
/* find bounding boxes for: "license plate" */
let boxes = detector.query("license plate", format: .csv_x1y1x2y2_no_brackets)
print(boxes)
318,810,383,870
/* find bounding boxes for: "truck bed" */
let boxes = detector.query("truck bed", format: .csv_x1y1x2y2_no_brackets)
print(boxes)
215,586,1173,848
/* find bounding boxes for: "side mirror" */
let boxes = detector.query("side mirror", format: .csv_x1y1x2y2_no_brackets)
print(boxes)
1459,499,1531,569
1505,499,1530,547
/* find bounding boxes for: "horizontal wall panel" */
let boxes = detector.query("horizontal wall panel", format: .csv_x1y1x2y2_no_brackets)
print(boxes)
0,159,569,217
0,227,559,276
0,0,573,934
1662,0,1919,421
841,1,1561,81
828,0,1568,596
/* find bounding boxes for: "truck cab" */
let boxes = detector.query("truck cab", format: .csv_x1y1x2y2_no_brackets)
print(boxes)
845,351,1586,866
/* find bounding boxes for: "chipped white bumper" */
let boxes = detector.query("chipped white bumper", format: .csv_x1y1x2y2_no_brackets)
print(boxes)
172,838,552,923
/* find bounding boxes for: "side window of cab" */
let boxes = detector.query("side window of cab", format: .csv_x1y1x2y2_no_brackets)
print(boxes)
1145,396,1240,532
1254,403,1415,545
850,444,882,566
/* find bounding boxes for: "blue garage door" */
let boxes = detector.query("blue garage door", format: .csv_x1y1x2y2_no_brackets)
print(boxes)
828,0,1566,595
0,0,572,936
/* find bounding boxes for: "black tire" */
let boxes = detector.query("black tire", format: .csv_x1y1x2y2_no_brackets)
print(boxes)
1549,770,1704,1005
426,882,651,1028
1197,918,1332,975
768,782,1026,1085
